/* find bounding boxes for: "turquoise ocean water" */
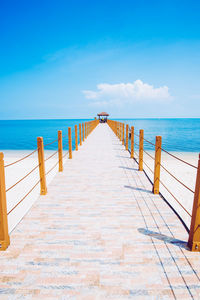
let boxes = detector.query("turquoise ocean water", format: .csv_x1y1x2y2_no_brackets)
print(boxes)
0,119,200,152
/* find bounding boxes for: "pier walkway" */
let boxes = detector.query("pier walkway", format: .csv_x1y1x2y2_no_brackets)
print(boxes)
1,124,200,299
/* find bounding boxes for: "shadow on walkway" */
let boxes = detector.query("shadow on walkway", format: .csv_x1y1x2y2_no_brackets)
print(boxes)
138,228,188,250
119,166,138,171
124,185,152,194
116,155,130,159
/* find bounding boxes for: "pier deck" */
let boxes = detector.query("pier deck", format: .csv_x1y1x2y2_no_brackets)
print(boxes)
1,124,200,299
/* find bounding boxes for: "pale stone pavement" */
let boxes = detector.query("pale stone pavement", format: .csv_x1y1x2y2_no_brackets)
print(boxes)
1,124,200,299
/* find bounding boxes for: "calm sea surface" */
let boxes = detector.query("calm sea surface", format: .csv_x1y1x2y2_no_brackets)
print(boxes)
0,119,200,152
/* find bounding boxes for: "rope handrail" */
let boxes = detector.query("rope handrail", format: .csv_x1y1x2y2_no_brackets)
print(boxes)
45,150,58,162
160,163,195,194
7,179,41,215
116,121,193,220
143,137,155,146
161,148,197,169
127,122,197,169
4,149,37,168
158,177,192,217
45,161,59,176
143,149,154,160
44,139,58,147
134,151,139,158
143,160,154,174
133,150,192,217
6,164,39,192
63,142,68,149
62,151,69,159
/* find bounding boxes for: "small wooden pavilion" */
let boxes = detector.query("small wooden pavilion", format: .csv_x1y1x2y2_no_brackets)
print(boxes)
97,112,109,123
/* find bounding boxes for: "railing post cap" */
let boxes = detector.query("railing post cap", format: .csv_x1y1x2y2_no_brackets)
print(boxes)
0,152,4,160
156,136,162,141
37,137,43,141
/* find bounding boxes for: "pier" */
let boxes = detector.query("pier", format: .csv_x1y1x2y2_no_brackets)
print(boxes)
1,120,200,298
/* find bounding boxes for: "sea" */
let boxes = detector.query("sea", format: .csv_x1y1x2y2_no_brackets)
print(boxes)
0,118,200,152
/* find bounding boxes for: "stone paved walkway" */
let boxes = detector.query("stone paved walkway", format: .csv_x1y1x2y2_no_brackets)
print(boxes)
1,124,200,299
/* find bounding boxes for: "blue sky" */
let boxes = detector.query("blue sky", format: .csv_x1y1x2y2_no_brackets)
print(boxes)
1,0,200,119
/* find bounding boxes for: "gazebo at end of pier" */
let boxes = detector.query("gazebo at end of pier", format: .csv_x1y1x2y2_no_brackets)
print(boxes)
97,112,109,123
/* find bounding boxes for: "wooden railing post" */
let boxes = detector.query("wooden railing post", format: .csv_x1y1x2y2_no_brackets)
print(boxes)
188,154,200,251
85,123,86,139
153,136,162,194
139,130,144,171
37,137,47,195
68,127,72,159
75,125,78,151
122,123,125,145
82,123,84,142
131,126,134,158
87,122,88,138
119,123,122,141
0,153,10,251
58,130,63,172
79,124,82,146
126,124,129,150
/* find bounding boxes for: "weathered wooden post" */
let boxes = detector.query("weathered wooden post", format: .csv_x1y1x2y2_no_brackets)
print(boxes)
188,154,200,251
126,124,129,150
75,125,78,151
122,123,125,145
58,130,63,172
0,153,10,251
82,123,84,142
79,124,82,146
68,127,72,159
153,136,162,194
131,126,134,158
37,137,47,195
139,130,144,171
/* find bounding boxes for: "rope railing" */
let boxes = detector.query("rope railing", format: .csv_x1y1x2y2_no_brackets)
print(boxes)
161,147,197,169
62,151,69,159
43,138,58,147
107,119,200,252
6,164,39,193
7,179,41,216
45,150,58,162
128,124,197,169
158,177,192,217
45,161,59,176
0,119,99,251
143,149,154,160
160,163,195,194
4,149,37,168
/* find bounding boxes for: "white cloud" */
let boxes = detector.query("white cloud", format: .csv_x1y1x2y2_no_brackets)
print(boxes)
83,80,171,106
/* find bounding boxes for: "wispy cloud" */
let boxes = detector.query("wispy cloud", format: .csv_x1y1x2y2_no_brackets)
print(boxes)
83,80,171,106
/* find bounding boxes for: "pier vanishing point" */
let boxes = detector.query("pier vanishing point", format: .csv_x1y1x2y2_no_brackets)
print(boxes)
1,117,200,299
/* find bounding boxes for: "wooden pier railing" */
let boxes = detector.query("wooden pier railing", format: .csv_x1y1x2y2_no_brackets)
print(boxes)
0,119,99,251
107,119,200,252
